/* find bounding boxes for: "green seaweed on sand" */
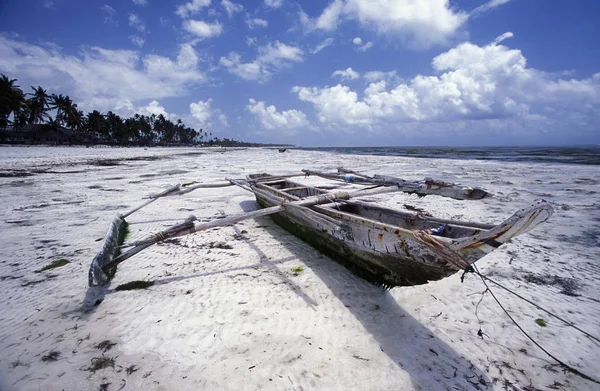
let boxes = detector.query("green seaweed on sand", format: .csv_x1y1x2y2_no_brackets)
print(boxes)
41,350,61,362
126,364,140,375
10,360,28,368
95,340,117,352
535,318,547,327
35,259,70,273
84,356,115,372
291,266,305,275
92,159,121,167
115,280,155,291
118,223,130,248
102,220,129,281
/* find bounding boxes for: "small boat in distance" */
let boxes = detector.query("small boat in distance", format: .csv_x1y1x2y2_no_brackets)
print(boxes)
248,173,553,288
278,148,287,153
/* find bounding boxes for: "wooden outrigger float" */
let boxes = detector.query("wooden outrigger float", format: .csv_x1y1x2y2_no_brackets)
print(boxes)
88,168,553,289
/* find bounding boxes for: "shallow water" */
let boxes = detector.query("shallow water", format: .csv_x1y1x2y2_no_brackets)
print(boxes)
297,146,600,165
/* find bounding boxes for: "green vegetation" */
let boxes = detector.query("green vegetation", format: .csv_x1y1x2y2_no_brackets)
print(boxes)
35,259,70,273
85,356,115,372
119,222,130,245
291,266,305,275
1,73,289,147
535,318,547,327
126,364,140,375
41,350,61,362
115,280,155,291
103,219,129,281
94,340,117,353
10,360,27,368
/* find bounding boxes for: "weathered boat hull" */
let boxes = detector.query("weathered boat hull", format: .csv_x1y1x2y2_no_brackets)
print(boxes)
250,176,552,288
257,196,451,287
252,186,470,288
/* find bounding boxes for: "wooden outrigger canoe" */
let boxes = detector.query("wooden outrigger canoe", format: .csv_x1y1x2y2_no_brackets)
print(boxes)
87,169,552,289
248,174,553,288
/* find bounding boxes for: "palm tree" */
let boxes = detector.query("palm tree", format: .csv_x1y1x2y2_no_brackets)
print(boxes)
28,86,51,125
124,117,141,142
74,109,85,132
62,99,80,130
135,114,152,143
153,114,167,142
51,94,76,127
87,110,106,139
1,74,222,146
106,111,124,142
49,93,74,143
0,74,26,128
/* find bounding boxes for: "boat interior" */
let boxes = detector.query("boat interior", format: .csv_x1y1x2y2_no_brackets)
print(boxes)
252,178,493,239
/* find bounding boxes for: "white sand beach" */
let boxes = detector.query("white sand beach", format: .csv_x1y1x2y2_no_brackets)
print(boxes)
0,146,598,391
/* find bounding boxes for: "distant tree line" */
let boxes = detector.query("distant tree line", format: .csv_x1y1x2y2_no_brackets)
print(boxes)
0,74,286,147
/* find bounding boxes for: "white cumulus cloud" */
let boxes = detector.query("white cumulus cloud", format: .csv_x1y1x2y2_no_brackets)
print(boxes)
264,0,283,9
218,113,229,127
0,36,206,115
258,41,303,64
220,41,303,82
132,0,147,6
129,98,227,134
247,98,309,132
221,0,242,17
137,100,169,117
292,33,600,130
129,13,146,33
129,35,145,47
363,70,399,83
332,67,360,80
246,17,268,29
183,19,223,38
190,99,213,123
219,53,264,81
101,5,118,25
303,0,468,49
176,0,211,18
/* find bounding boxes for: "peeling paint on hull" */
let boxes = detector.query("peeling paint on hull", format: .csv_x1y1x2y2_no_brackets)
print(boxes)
256,197,454,288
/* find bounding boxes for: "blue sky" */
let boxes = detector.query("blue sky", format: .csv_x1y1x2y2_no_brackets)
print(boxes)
1,0,599,146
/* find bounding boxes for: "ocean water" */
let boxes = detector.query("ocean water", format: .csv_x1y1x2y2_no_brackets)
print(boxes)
297,146,600,165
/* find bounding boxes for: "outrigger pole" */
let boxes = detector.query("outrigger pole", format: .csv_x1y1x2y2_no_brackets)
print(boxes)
89,183,407,287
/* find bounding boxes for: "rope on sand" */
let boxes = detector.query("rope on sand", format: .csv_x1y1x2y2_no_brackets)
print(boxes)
468,264,600,385
477,272,600,344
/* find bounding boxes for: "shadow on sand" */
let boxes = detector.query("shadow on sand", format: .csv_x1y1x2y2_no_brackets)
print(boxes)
236,202,491,390
176,200,492,389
